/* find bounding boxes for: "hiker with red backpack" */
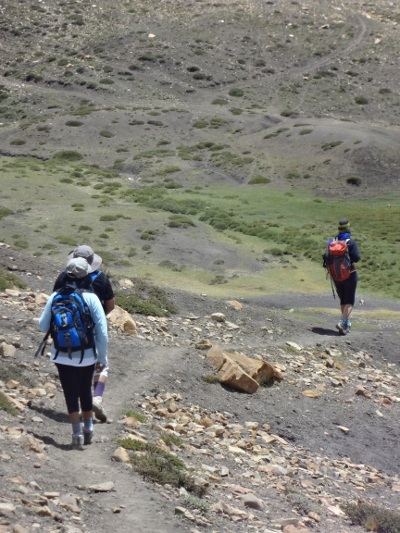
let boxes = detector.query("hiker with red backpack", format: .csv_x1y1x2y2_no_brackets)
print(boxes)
323,219,361,335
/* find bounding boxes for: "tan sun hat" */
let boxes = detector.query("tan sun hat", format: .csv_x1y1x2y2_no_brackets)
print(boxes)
67,245,102,273
65,257,91,279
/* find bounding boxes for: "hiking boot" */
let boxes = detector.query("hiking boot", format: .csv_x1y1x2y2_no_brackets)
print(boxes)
342,322,351,335
336,320,346,334
71,434,84,450
93,396,107,422
83,428,94,445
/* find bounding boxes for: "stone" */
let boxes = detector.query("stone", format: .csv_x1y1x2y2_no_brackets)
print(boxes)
0,342,16,358
0,502,16,514
58,493,81,513
112,447,131,463
207,345,281,393
195,339,212,349
286,341,302,352
118,278,134,288
12,525,29,533
239,493,265,510
87,481,115,492
217,358,259,394
226,300,243,310
211,312,226,322
108,306,137,334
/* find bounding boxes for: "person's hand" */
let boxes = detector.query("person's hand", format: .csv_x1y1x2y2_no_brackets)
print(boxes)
96,362,105,372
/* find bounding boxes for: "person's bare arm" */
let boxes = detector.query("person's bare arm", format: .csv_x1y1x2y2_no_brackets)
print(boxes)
104,297,115,315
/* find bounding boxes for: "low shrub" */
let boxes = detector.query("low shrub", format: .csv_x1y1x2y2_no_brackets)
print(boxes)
0,391,18,416
0,269,27,291
212,98,228,105
124,409,146,423
115,283,177,317
229,88,244,97
343,501,400,532
347,176,362,186
52,150,83,161
99,130,113,138
249,175,271,185
322,141,343,151
355,96,369,105
117,437,205,495
65,120,83,127
167,214,195,228
0,208,13,220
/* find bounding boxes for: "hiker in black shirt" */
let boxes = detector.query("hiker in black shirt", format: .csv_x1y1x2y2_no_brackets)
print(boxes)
325,219,361,335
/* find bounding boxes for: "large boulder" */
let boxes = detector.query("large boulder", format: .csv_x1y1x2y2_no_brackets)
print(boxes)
206,346,282,394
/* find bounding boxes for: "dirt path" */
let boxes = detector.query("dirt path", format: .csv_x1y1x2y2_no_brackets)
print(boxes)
29,337,192,533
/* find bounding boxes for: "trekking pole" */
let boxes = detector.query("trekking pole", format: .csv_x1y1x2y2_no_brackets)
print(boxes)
34,331,50,358
329,273,336,300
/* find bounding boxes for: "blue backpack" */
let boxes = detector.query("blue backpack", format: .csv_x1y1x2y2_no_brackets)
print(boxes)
35,272,101,362
50,285,95,363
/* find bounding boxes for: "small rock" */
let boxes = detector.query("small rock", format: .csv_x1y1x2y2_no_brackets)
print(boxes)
239,493,265,510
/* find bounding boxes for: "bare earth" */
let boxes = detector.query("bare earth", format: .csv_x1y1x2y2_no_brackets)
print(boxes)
1,246,400,533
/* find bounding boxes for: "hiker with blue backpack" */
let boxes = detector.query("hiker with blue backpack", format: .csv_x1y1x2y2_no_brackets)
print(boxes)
39,257,108,450
323,219,361,335
53,245,114,423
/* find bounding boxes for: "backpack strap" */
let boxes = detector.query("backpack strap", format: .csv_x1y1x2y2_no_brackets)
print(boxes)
34,330,51,358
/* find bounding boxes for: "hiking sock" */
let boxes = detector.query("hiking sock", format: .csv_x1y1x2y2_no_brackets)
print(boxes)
72,422,82,435
93,381,105,398
83,418,94,432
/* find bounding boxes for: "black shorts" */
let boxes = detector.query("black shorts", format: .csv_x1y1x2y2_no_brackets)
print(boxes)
334,273,358,306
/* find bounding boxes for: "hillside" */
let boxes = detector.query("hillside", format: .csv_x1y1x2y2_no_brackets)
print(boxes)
1,1,400,532
1,0,400,298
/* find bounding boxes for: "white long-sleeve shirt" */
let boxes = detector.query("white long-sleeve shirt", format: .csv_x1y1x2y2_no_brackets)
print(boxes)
39,291,108,367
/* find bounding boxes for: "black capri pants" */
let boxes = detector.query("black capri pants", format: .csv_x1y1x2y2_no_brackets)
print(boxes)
56,363,95,414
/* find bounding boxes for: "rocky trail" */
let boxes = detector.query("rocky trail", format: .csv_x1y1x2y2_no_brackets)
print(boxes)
1,246,400,533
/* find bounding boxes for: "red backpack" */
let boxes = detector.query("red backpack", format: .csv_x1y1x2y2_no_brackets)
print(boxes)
327,239,352,282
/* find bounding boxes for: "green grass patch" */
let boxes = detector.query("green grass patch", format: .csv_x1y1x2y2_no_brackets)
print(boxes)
0,269,27,291
0,391,18,416
52,150,83,161
161,431,183,448
212,98,228,105
321,141,343,151
115,280,177,316
229,88,244,97
202,374,220,384
264,127,290,139
159,166,181,175
0,207,13,219
249,175,271,185
124,409,147,423
117,437,205,495
167,214,196,228
65,120,84,127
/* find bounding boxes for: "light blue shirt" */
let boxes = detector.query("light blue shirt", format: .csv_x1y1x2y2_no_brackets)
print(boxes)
39,291,108,367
